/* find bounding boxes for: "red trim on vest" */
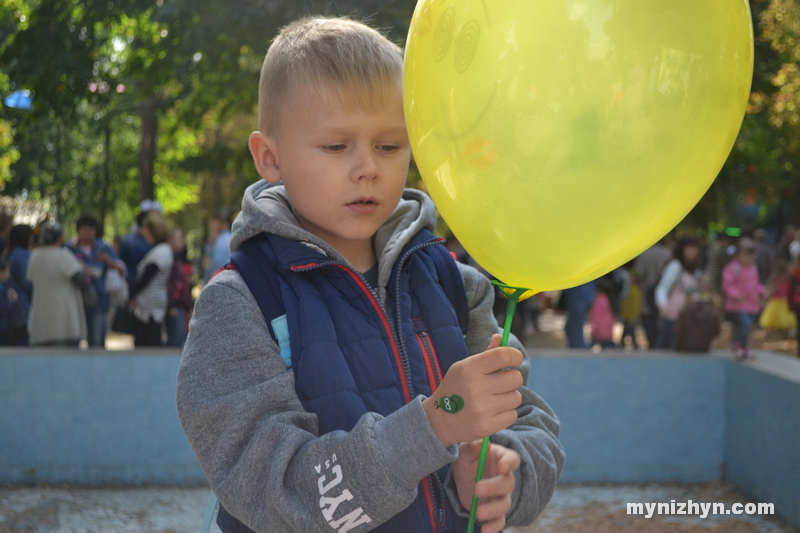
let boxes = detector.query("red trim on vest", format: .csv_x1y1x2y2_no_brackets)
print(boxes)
417,334,439,394
421,479,438,533
428,338,444,386
212,263,237,279
290,263,319,271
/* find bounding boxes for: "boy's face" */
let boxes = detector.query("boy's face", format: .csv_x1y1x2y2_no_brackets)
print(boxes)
250,82,410,257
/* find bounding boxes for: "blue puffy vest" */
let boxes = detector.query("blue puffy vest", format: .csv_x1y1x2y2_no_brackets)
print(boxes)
219,229,471,533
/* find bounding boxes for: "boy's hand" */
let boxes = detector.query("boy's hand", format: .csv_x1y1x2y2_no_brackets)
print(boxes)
423,334,523,448
7,288,17,303
452,440,520,533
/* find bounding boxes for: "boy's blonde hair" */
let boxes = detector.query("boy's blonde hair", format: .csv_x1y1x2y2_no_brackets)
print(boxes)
258,17,404,133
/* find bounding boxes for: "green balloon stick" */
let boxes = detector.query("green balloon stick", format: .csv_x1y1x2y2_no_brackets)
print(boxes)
467,281,531,533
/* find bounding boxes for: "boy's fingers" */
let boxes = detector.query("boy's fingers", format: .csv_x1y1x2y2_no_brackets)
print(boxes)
494,448,521,475
486,333,502,351
473,347,523,374
485,389,523,416
485,368,524,393
464,439,484,458
480,517,506,533
478,493,512,519
476,470,516,499
478,495,512,532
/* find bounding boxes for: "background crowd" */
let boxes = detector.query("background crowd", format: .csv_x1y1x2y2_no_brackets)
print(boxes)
0,201,798,357
552,225,800,358
0,201,236,349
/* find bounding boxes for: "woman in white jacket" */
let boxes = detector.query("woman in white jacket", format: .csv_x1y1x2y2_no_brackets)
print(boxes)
654,237,700,349
130,212,173,346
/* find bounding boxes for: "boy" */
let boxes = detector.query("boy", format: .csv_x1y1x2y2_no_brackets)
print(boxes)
177,17,564,533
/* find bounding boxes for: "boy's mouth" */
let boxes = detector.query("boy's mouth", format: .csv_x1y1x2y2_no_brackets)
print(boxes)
347,197,379,215
348,197,378,206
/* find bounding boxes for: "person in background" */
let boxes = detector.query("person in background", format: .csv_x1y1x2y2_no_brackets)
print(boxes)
655,237,700,350
722,238,765,360
775,224,797,264
562,281,596,349
674,275,721,353
130,213,173,346
753,228,774,285
789,260,800,358
589,275,618,350
27,223,88,346
166,228,194,347
5,224,34,345
203,207,235,284
758,259,796,335
706,232,733,294
789,228,800,265
0,213,14,256
67,213,126,348
0,258,26,345
119,209,154,289
6,224,33,290
634,237,673,348
620,266,641,350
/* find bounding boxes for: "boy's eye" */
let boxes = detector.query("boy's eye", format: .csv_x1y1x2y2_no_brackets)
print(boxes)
323,144,346,153
377,144,399,153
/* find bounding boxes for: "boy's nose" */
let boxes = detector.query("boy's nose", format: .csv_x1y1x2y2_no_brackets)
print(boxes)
351,145,379,181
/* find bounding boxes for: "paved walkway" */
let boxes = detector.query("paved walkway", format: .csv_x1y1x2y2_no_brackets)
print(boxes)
1,482,796,532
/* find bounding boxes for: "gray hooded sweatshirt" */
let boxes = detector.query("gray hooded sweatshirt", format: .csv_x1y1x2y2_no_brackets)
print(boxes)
177,180,565,532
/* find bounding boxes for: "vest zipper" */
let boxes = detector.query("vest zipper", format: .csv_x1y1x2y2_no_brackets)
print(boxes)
391,238,446,391
290,261,414,404
392,238,449,533
433,473,448,529
423,471,449,532
417,331,444,390
416,330,449,532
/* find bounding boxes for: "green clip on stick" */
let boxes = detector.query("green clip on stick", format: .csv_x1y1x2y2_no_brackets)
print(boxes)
467,280,531,533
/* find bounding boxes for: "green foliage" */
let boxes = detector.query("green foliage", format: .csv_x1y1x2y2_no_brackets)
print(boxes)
0,70,20,185
6,0,797,245
684,0,800,232
0,0,419,236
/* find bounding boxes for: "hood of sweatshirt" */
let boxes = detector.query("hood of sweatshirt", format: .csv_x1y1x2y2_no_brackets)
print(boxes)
230,180,438,292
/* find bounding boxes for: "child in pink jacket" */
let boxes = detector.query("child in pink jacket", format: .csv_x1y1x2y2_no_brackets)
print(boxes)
722,238,766,359
590,275,618,350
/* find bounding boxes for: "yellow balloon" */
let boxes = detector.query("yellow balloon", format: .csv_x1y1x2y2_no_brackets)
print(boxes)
404,0,753,292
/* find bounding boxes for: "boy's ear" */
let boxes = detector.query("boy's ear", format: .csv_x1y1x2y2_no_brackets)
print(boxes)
248,131,281,184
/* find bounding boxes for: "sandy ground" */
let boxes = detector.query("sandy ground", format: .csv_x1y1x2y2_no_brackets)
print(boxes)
0,482,796,533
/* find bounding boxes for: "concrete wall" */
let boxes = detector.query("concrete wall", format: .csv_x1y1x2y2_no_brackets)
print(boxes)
0,350,205,485
725,362,800,528
2,349,799,527
528,355,726,483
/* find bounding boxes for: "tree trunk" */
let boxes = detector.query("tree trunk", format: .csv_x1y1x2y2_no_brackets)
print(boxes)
138,94,157,202
99,121,111,238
